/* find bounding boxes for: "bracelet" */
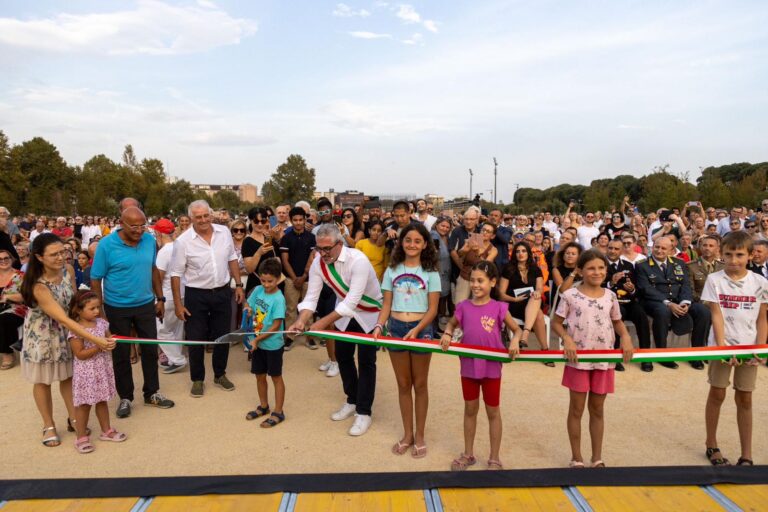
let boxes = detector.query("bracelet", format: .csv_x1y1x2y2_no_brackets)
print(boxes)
443,332,453,337
374,323,383,331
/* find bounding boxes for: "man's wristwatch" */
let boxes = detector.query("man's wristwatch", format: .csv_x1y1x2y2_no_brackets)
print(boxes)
156,296,166,303
235,283,244,288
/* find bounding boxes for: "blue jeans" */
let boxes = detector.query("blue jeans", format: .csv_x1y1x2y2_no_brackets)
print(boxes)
387,318,433,354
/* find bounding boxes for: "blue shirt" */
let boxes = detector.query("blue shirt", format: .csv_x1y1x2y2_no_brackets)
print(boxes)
90,231,157,308
381,264,441,313
246,285,286,350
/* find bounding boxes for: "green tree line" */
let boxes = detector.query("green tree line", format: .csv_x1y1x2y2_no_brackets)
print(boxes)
511,163,768,214
0,131,317,216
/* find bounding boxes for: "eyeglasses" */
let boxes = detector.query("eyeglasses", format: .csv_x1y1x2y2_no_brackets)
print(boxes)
0,257,11,263
481,229,494,234
231,228,246,234
315,241,340,254
125,224,146,231
317,209,331,216
623,241,633,245
45,250,67,259
746,225,756,229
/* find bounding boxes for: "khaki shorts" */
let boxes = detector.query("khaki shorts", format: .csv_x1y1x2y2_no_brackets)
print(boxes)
707,360,758,392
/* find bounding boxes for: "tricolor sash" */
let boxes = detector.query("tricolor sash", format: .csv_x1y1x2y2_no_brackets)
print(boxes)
319,259,382,312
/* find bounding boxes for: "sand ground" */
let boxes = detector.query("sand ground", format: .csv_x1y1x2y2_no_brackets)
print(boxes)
1,342,766,479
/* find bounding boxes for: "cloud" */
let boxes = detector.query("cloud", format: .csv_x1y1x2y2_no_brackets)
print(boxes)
348,31,392,39
0,0,257,55
422,20,438,33
333,3,371,18
401,33,423,45
180,133,277,146
323,99,447,135
396,4,421,24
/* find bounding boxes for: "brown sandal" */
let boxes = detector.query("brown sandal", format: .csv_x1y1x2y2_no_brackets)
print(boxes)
451,453,477,471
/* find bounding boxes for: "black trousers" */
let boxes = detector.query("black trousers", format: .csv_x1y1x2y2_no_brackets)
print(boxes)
336,318,377,416
104,301,159,401
614,301,651,349
0,313,23,354
642,301,710,349
185,285,232,382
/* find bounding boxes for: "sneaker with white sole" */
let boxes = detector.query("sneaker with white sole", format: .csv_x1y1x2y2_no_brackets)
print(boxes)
331,402,356,421
318,359,332,371
325,361,339,377
348,414,372,436
162,362,187,374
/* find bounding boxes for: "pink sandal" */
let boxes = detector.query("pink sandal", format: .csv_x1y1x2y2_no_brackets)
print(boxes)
99,428,127,442
75,436,94,454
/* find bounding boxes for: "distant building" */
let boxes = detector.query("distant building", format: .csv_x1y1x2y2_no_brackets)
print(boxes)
335,190,365,208
424,194,445,208
191,183,259,203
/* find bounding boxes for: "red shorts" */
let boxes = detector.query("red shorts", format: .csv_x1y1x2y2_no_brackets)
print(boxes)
561,366,615,394
461,377,501,407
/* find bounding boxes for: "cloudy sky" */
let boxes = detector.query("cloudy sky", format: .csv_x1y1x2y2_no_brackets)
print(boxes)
1,1,766,202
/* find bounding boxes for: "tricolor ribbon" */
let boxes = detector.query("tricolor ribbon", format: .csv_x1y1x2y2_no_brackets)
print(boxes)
113,331,768,364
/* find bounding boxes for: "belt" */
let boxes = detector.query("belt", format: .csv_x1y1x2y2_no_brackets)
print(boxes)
185,284,230,292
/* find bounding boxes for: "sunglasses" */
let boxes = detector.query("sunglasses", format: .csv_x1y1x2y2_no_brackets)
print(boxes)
746,225,756,229
343,214,354,219
255,219,270,224
231,228,247,234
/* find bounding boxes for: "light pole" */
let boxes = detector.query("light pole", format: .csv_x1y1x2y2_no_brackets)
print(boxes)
469,168,473,199
493,157,498,204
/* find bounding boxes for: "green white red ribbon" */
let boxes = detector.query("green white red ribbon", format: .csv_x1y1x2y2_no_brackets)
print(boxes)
113,333,768,364
319,259,382,312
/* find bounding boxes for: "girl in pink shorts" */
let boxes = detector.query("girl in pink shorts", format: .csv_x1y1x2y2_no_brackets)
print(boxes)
552,249,633,468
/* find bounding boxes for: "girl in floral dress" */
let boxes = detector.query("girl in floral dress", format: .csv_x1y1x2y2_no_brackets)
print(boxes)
68,290,125,453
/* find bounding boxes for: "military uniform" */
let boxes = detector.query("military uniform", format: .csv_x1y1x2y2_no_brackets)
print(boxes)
636,256,711,351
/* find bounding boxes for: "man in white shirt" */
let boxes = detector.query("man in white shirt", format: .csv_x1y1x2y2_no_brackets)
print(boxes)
576,211,600,250
170,200,245,398
288,224,383,437
717,207,744,236
80,216,102,248
413,198,437,232
153,219,187,374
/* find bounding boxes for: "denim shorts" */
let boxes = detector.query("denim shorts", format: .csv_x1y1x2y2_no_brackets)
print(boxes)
387,318,433,354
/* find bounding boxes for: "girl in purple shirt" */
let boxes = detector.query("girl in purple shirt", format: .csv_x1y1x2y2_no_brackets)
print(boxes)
440,261,522,471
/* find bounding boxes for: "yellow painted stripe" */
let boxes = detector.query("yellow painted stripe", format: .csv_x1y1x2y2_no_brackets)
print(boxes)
146,493,283,512
1,497,139,512
715,484,768,512
294,490,427,512
577,486,721,511
439,487,574,511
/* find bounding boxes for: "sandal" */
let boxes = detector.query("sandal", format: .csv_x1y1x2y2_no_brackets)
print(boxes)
591,460,605,468
41,426,60,447
737,457,754,466
67,418,91,436
706,447,730,466
451,453,477,471
246,405,270,421
0,356,14,370
412,444,427,459
568,460,585,468
392,440,412,455
487,459,504,470
99,428,127,442
74,436,94,454
260,411,285,428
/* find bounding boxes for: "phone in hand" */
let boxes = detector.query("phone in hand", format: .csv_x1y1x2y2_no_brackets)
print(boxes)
264,233,272,245
333,215,343,224
687,201,698,207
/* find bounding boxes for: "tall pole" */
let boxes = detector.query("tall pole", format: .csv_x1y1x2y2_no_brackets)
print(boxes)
469,168,473,199
493,157,498,204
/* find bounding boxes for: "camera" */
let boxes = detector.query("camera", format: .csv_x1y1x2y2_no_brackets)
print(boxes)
659,209,672,222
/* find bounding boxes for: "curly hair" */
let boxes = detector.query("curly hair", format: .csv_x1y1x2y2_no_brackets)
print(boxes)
388,223,438,272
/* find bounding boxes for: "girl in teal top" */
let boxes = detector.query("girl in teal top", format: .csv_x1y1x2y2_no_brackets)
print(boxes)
374,224,441,459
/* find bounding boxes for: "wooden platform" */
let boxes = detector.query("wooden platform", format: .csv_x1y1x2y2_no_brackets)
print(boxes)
2,483,765,512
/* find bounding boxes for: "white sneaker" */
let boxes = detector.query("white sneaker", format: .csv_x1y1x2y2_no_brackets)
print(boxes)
318,359,332,371
325,361,339,377
331,402,356,421
348,414,372,436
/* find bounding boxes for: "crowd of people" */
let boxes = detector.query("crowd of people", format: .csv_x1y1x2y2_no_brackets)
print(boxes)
0,194,765,468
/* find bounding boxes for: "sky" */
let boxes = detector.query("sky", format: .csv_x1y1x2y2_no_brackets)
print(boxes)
1,0,766,203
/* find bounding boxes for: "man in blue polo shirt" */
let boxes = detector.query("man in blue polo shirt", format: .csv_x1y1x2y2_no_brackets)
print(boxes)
91,205,174,418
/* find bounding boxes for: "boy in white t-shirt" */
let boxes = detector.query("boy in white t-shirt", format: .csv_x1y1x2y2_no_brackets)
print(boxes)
701,231,768,466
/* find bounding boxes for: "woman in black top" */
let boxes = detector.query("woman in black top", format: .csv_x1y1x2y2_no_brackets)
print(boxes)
497,242,547,349
242,208,279,296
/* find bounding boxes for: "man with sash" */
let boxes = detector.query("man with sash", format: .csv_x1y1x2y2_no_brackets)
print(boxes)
288,224,383,436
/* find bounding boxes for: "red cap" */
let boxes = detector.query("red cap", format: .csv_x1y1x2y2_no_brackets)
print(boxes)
151,218,175,235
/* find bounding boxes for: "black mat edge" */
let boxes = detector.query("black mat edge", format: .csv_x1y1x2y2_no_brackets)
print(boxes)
1,466,767,500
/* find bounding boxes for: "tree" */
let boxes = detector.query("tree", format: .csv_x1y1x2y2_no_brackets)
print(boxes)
11,137,75,214
212,190,242,212
262,154,316,207
637,166,697,212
